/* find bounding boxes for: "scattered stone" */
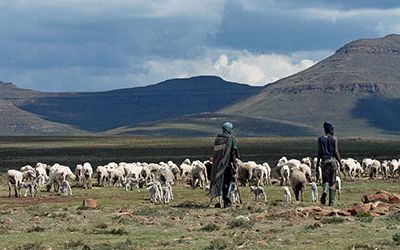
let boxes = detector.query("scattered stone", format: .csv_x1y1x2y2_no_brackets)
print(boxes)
349,203,372,215
314,221,322,228
83,198,97,209
236,215,250,221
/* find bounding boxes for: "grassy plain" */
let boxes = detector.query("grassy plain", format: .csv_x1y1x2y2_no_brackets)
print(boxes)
0,137,400,249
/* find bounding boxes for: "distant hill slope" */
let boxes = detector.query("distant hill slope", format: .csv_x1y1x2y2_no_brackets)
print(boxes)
105,113,316,137
222,34,400,137
1,76,260,133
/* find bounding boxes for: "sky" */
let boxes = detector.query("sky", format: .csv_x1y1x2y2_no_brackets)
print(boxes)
0,0,399,92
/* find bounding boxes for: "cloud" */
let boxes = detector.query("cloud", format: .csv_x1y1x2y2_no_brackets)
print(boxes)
141,50,319,86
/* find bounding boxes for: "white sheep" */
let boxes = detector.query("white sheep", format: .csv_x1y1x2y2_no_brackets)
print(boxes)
287,159,301,169
35,163,49,187
389,159,399,178
252,164,268,186
147,181,163,204
310,182,318,203
250,186,267,203
60,180,72,196
368,160,381,179
262,162,271,185
299,163,313,182
282,186,292,203
20,181,38,197
167,161,180,180
179,160,193,180
47,164,76,193
227,182,240,204
162,183,173,204
96,166,108,186
75,164,84,185
280,165,290,186
7,169,23,197
277,156,288,167
190,160,208,189
82,162,93,189
236,159,255,186
381,161,389,180
20,165,34,173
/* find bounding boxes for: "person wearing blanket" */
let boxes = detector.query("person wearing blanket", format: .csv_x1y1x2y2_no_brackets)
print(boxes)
316,122,342,207
210,122,240,208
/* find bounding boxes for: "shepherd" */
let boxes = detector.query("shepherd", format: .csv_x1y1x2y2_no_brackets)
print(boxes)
209,122,240,208
316,122,342,207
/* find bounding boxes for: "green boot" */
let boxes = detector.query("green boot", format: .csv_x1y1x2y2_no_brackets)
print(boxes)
320,183,329,205
329,187,336,207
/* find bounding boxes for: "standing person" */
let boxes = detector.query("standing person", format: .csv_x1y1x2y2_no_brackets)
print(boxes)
316,122,341,207
210,122,240,208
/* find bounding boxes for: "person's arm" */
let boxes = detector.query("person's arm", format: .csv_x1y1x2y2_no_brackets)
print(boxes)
316,137,322,168
333,137,341,162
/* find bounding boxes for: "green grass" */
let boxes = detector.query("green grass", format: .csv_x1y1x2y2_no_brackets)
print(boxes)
0,137,400,249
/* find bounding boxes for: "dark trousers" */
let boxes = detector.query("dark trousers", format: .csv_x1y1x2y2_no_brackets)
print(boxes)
222,165,234,199
322,160,337,188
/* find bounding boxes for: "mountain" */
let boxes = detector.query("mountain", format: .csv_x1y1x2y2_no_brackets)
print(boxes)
1,76,260,133
105,113,315,137
221,34,400,137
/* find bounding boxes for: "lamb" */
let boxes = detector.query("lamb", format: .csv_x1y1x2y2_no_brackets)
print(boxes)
280,165,290,186
227,182,240,204
310,182,318,203
7,169,23,197
250,186,267,203
290,168,307,201
335,176,341,200
20,181,38,197
124,177,143,191
162,183,173,204
147,181,163,204
82,162,93,189
191,160,208,189
60,180,72,196
282,186,292,203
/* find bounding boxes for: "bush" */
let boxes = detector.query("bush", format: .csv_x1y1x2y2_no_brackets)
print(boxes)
15,241,48,250
27,226,46,233
227,217,254,229
200,223,219,232
357,212,373,223
393,233,400,245
321,216,345,224
207,239,229,250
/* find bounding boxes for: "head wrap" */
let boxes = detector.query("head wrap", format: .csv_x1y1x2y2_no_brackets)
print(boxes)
323,122,334,135
222,122,233,135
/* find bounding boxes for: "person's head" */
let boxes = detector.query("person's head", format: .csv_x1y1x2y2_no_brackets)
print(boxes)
323,122,334,135
222,122,234,134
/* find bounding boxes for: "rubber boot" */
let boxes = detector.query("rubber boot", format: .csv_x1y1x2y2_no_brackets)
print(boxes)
320,183,329,205
329,187,336,207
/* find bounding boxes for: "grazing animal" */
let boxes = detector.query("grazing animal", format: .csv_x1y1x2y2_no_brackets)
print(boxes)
227,182,241,204
250,186,267,203
335,176,341,200
147,181,163,204
290,168,307,201
283,186,292,203
20,181,38,197
60,180,72,196
310,182,318,203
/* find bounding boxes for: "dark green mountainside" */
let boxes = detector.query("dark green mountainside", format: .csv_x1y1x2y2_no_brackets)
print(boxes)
221,34,400,137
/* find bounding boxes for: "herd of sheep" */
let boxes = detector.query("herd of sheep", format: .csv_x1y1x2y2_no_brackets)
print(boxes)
5,156,400,205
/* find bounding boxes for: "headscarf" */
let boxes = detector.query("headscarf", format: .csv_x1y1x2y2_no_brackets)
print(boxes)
323,122,334,135
222,122,233,135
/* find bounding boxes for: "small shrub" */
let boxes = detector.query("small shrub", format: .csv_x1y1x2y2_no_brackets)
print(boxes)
227,217,254,229
321,216,345,224
207,238,229,250
268,228,284,234
393,233,400,245
357,212,373,223
48,212,67,219
15,241,48,250
109,227,128,235
200,223,219,232
64,239,86,248
27,226,46,233
95,223,109,229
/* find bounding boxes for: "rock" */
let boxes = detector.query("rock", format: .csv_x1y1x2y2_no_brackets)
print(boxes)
83,198,97,209
337,210,352,217
389,193,400,204
236,215,250,221
362,193,390,203
348,203,372,215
